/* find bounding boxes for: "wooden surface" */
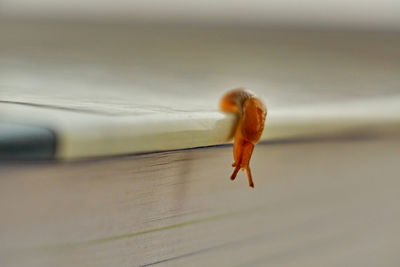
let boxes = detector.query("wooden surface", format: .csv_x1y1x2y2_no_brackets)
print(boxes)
1,136,400,266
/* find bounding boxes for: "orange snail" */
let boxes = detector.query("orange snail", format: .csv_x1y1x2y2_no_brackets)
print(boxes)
220,89,267,188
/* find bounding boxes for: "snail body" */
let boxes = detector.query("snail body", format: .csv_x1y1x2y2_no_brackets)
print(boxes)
220,89,267,188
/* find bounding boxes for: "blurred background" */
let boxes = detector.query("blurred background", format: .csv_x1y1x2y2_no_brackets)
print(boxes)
2,0,400,30
1,1,400,266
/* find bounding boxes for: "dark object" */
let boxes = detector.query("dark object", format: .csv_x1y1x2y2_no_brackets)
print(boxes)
0,123,56,160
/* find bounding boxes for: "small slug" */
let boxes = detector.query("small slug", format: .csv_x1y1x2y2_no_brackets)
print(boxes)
220,88,267,188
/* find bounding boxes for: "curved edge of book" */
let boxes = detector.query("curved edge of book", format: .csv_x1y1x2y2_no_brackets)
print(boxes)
1,95,400,160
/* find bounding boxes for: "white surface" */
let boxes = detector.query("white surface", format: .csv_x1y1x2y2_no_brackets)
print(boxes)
2,23,400,113
2,96,400,159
